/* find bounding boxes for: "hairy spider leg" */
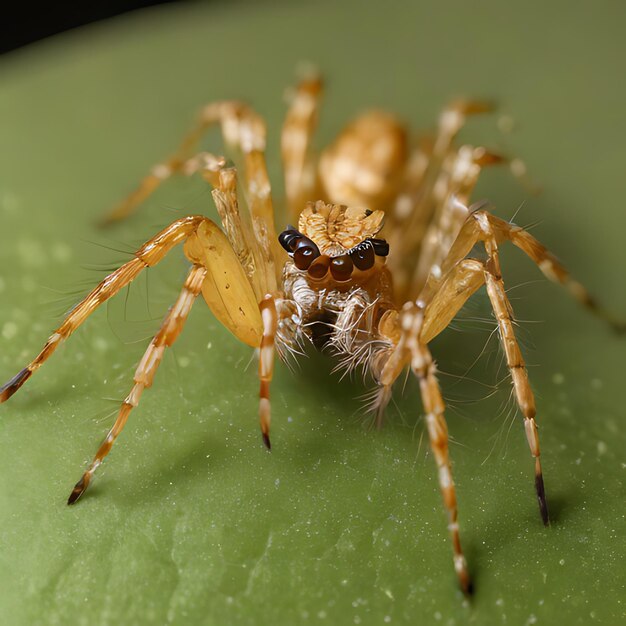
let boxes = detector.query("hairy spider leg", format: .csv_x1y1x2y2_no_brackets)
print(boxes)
98,101,239,225
421,209,575,525
281,72,323,222
0,216,206,403
396,98,494,244
438,210,624,332
67,264,207,504
1,212,265,392
372,261,498,594
381,306,472,595
417,207,623,527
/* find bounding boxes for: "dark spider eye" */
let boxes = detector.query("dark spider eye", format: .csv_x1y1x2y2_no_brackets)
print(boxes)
349,241,375,270
279,227,302,252
370,238,389,257
293,239,320,270
308,255,330,279
330,255,354,281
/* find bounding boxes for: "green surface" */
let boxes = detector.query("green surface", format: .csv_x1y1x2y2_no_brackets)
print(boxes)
0,2,625,624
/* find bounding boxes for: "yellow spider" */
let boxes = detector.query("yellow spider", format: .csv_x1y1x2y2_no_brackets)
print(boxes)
1,73,619,594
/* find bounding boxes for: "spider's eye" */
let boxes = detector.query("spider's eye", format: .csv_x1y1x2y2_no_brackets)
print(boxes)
278,228,302,252
349,241,375,270
308,255,331,279
293,239,321,270
330,255,354,281
370,238,389,257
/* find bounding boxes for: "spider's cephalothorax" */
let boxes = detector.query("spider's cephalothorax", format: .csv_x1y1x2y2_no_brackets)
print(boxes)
277,201,396,377
2,73,621,595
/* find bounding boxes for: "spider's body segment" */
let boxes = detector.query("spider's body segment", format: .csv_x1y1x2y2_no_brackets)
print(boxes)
277,203,396,377
2,74,618,595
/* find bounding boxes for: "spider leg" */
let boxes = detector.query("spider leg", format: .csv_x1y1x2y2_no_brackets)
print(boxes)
0,216,205,402
435,209,623,331
482,253,549,524
409,150,502,296
388,121,503,301
99,120,215,225
281,72,323,222
100,101,280,264
207,162,278,299
1,214,265,402
503,220,625,332
420,258,486,344
258,295,278,449
422,210,554,522
68,264,207,504
402,306,472,595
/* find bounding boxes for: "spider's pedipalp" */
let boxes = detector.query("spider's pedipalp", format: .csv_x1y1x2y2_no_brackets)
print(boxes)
68,263,207,504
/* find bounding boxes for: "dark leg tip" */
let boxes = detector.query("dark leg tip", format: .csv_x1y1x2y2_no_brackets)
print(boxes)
0,368,32,403
535,471,550,526
67,476,87,505
262,432,272,451
458,573,474,598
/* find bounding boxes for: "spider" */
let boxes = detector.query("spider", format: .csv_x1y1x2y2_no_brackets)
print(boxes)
1,73,620,595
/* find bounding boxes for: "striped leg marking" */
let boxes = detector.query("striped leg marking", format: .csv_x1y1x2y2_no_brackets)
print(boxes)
403,307,472,595
258,295,278,450
67,264,206,504
0,216,206,404
281,72,323,222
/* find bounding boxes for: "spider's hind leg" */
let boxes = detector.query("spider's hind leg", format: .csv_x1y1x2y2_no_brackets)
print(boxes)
281,71,323,222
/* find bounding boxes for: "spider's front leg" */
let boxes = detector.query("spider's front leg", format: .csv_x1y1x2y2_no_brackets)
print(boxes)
378,305,472,594
1,213,269,502
0,216,206,403
258,294,278,450
419,207,626,524
68,263,207,503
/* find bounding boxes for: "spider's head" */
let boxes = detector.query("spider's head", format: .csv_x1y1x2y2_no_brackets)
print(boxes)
279,201,389,283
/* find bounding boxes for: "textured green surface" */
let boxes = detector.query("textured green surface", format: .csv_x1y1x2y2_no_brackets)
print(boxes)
0,2,625,624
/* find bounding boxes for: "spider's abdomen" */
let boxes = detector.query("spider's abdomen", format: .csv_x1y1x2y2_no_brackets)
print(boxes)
319,111,408,212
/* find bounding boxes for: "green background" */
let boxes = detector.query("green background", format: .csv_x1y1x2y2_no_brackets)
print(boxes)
0,1,624,624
